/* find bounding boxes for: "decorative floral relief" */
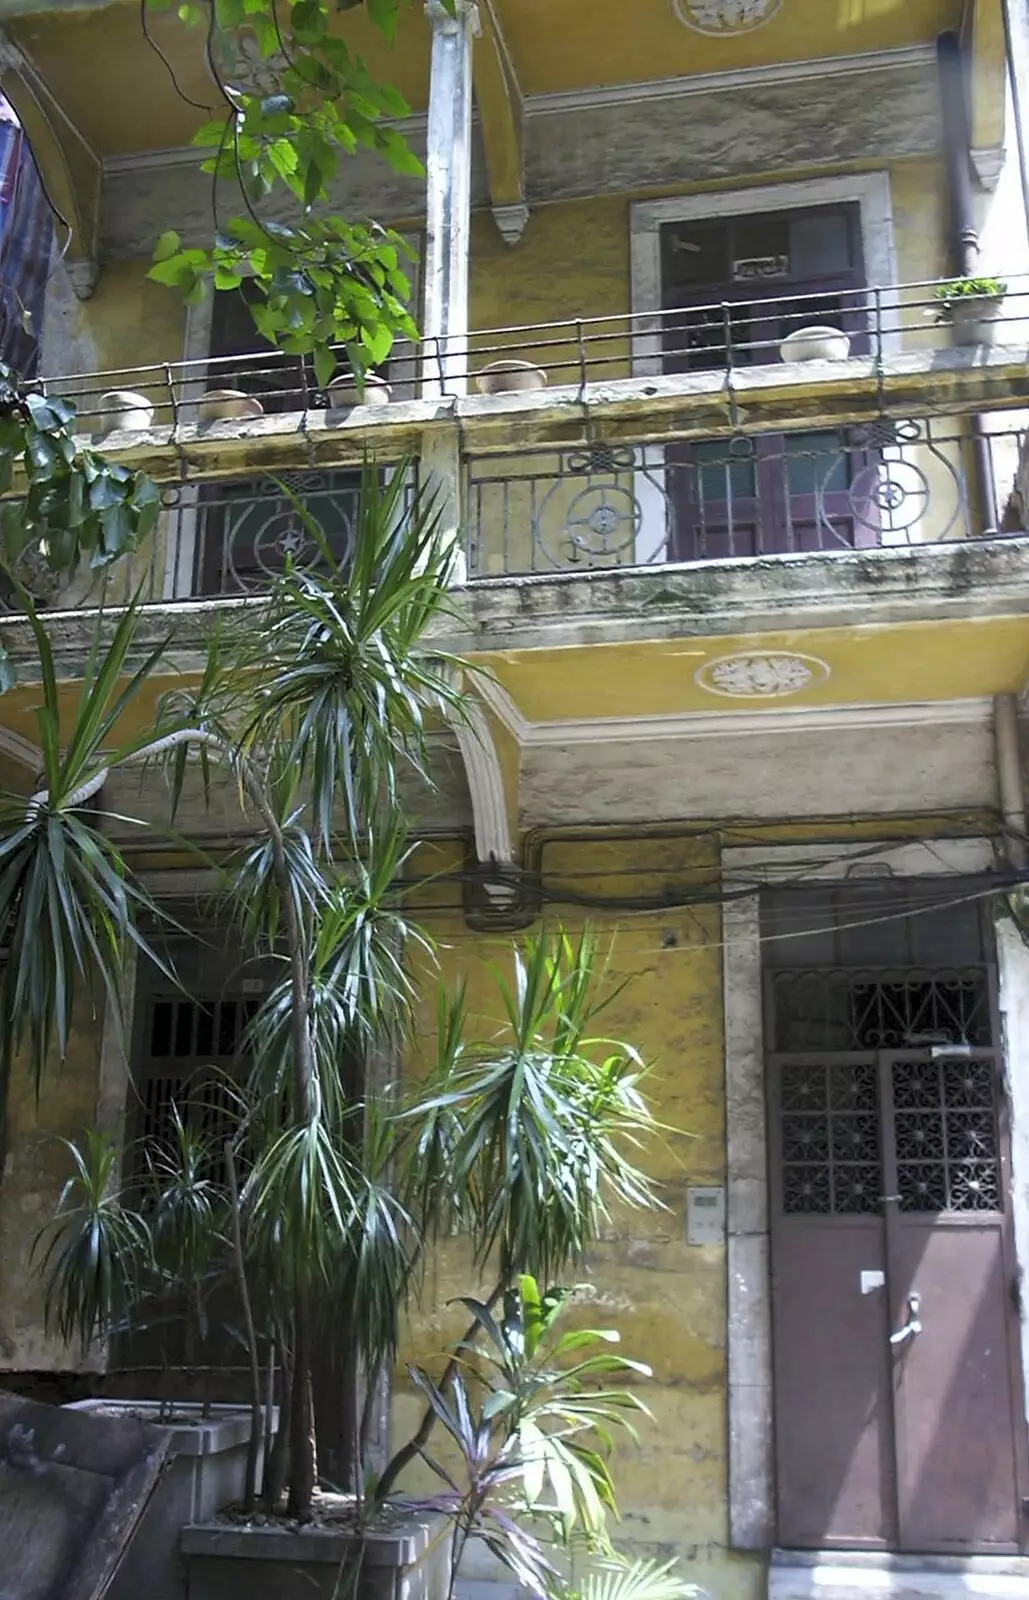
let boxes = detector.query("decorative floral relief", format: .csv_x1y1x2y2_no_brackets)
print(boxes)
694,652,829,698
671,0,783,36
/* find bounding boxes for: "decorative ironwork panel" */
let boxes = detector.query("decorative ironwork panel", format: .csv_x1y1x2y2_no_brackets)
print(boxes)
463,414,983,580
770,968,992,1052
892,1057,1001,1213
175,468,381,596
779,1060,882,1214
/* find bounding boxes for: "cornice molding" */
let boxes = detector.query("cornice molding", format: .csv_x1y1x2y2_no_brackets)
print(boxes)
526,43,937,117
473,681,994,749
102,43,936,178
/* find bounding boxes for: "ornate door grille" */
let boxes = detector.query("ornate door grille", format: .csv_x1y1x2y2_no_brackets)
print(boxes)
769,965,992,1052
777,1053,1002,1217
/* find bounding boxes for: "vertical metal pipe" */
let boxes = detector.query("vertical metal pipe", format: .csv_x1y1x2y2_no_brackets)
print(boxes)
937,30,1000,533
1001,0,1029,254
422,0,480,398
996,693,1028,869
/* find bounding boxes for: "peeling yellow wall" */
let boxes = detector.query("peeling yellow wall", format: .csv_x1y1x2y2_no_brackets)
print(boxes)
0,998,104,1373
393,835,764,1600
470,198,632,383
47,258,186,391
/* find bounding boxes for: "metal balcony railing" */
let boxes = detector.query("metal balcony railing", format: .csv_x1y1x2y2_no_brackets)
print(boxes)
34,273,1029,431
10,274,1029,605
464,417,1029,578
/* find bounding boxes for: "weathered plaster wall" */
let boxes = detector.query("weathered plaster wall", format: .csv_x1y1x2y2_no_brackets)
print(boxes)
40,252,186,385
518,716,997,829
96,57,942,263
393,835,764,1600
470,197,631,376
0,995,105,1373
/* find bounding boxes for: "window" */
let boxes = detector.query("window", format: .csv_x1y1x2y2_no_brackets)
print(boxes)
658,201,877,559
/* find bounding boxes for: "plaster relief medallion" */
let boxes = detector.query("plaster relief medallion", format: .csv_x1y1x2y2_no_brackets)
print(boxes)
671,0,782,34
695,651,830,698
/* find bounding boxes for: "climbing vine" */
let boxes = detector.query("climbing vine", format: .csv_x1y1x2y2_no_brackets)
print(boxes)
145,0,456,383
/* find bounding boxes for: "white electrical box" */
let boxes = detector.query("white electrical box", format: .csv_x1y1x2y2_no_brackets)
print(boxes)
686,1185,726,1245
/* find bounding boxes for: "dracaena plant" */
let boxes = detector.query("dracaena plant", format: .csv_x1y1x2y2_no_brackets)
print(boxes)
407,1275,653,1600
16,463,467,1515
20,462,672,1537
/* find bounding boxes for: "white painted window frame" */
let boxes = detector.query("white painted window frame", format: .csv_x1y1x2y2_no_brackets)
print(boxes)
719,834,1029,1556
626,174,901,566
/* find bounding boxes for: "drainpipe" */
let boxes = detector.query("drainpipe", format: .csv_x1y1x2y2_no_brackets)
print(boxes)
1000,0,1029,255
996,693,1028,870
937,30,1000,533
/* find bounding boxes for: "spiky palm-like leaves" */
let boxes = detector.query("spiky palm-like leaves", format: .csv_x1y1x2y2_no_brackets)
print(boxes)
403,931,663,1285
409,1275,652,1599
18,463,670,1528
32,1130,150,1356
0,599,180,1144
233,467,468,848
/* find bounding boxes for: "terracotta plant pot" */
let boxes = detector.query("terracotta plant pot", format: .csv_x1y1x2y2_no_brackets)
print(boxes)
198,389,265,422
97,389,156,433
327,372,392,410
779,326,851,363
474,359,547,395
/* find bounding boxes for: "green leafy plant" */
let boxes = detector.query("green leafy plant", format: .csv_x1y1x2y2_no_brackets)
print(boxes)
407,1275,652,1599
20,466,670,1530
0,365,161,681
142,0,449,383
32,1129,152,1358
932,276,1008,319
569,1557,709,1600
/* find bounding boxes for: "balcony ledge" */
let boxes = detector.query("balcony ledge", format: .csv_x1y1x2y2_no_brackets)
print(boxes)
5,534,1029,679
59,343,1029,485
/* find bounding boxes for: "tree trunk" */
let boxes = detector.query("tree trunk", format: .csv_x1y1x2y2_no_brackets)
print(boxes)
287,1295,318,1515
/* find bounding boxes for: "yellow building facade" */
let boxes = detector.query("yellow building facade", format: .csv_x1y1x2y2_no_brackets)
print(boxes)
3,2,1029,1598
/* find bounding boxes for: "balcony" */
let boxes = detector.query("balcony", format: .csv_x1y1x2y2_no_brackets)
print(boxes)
14,276,1029,637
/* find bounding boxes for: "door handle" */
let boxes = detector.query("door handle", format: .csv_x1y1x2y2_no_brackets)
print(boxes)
890,1292,922,1346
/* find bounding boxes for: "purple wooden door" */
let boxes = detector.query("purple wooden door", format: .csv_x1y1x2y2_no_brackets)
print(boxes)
885,1052,1025,1552
769,1043,1027,1554
658,204,877,560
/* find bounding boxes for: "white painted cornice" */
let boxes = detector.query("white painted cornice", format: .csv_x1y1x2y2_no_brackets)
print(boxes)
103,114,425,178
473,681,994,749
446,691,514,888
526,43,937,117
102,44,936,179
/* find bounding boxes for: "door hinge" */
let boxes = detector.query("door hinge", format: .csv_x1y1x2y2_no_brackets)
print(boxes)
1021,1497,1029,1519
1011,1275,1023,1317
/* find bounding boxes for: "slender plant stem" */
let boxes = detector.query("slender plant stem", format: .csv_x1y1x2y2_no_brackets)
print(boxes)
375,1285,504,1503
225,1138,262,1511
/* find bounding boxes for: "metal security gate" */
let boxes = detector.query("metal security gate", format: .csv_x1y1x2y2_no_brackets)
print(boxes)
767,963,1027,1553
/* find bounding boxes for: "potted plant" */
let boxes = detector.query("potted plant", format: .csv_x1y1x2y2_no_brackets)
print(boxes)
475,359,547,395
932,275,1008,347
198,389,265,421
778,326,851,363
18,466,668,1600
96,389,156,433
327,370,392,410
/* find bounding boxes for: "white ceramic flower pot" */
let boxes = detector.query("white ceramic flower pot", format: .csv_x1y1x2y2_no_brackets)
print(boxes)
97,389,155,433
779,326,851,363
949,297,1003,348
327,372,392,410
198,389,264,422
474,359,548,395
